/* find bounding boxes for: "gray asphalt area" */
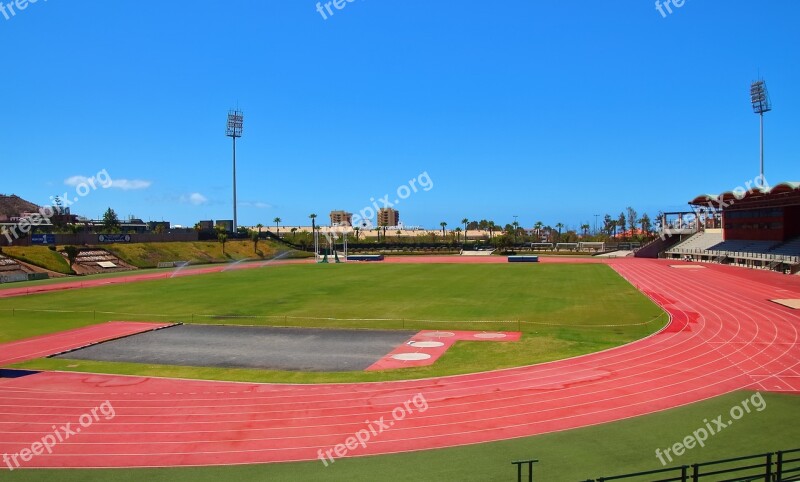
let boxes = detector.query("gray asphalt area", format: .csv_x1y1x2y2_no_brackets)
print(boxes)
54,324,416,372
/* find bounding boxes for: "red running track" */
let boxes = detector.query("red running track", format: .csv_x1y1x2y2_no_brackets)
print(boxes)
0,259,798,468
0,322,175,366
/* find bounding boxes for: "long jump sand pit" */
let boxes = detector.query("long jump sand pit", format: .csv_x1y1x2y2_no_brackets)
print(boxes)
771,299,800,310
54,324,416,372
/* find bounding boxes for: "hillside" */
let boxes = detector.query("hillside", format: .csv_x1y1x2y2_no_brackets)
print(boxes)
2,246,72,274
2,240,307,274
104,240,304,268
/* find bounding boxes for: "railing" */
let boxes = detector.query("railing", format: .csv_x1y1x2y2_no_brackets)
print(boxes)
666,247,800,264
778,448,800,481
581,448,800,482
512,459,538,482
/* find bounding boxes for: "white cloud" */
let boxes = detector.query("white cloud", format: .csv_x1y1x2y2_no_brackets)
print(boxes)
64,175,151,190
64,175,91,187
180,192,209,206
109,179,152,190
241,201,272,209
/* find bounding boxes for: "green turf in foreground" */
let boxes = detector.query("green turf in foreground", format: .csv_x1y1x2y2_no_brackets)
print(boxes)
4,391,797,482
2,264,666,383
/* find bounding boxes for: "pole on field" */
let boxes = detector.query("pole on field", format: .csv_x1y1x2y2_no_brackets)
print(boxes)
512,459,538,482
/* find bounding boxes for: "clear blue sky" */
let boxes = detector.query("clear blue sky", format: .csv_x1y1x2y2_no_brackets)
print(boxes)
1,0,797,230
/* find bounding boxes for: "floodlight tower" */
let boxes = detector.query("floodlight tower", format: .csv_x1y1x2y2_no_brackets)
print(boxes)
750,80,772,181
226,109,244,232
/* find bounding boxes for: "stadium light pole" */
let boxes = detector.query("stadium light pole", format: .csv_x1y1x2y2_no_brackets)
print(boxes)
750,80,772,181
226,109,244,233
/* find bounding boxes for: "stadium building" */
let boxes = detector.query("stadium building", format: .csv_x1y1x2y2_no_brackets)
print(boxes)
664,182,800,273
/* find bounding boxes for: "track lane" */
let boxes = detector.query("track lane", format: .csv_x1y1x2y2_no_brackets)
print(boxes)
0,259,797,468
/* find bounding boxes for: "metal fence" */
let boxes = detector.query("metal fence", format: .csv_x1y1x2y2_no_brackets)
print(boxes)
579,448,800,482
667,247,800,265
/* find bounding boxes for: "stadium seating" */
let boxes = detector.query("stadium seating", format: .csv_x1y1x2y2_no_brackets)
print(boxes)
0,254,31,282
67,249,135,275
665,231,800,273
667,231,724,253
768,236,800,256
708,239,780,253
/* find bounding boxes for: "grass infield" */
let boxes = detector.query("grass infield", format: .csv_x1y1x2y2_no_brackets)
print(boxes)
1,263,666,383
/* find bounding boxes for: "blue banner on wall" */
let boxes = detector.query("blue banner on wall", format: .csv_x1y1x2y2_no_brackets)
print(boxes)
98,234,132,243
31,234,56,245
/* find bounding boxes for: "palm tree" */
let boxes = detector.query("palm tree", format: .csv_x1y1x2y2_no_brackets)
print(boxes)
534,221,543,240
217,230,228,254
487,223,494,240
273,217,281,235
461,218,469,243
256,223,263,233
309,213,317,232
354,226,360,241
512,221,520,243
581,223,590,237
454,226,462,243
250,229,260,253
440,221,447,237
555,223,564,242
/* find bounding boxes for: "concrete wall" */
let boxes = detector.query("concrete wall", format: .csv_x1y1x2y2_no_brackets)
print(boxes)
1,231,199,247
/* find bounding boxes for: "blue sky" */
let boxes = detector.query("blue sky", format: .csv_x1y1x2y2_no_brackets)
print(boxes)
1,1,797,230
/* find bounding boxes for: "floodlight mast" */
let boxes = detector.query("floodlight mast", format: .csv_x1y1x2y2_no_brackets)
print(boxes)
750,80,772,181
226,110,244,232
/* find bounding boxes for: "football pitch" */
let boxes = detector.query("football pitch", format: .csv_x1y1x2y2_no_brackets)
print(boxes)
1,263,667,383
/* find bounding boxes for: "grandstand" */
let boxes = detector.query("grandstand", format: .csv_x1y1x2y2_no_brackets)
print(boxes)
664,182,800,273
667,230,724,253
67,249,136,275
0,253,30,283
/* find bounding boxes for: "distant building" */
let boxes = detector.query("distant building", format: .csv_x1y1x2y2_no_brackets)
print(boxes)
378,208,400,227
330,210,352,226
216,220,234,232
148,221,171,232
197,220,214,230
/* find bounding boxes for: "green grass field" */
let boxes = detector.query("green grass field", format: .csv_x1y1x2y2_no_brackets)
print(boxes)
3,390,797,482
1,246,72,274
1,263,666,383
1,263,797,480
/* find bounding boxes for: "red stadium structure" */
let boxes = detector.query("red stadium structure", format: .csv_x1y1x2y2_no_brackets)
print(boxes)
665,182,800,273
